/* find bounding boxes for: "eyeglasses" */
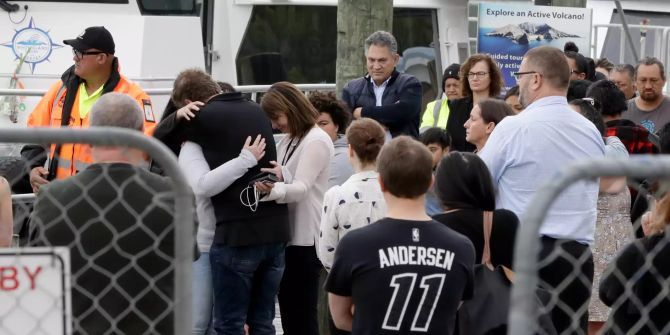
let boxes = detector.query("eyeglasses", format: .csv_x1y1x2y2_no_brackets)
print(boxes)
467,72,489,79
512,71,538,80
72,49,106,59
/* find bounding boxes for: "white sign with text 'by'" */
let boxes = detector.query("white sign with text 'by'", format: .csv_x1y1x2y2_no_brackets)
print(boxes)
0,248,71,335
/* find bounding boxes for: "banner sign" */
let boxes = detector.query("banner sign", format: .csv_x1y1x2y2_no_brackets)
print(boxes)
477,3,592,90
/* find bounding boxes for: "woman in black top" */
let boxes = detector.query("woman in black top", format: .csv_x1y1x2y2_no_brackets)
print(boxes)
432,152,518,268
446,54,503,152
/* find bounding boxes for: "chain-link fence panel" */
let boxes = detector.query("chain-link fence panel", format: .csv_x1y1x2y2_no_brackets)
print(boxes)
0,128,194,335
510,156,670,335
0,247,72,335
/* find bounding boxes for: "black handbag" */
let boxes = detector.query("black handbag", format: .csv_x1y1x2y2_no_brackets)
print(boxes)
457,212,556,335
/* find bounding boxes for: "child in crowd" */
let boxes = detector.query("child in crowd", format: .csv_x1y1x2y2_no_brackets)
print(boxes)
420,128,451,216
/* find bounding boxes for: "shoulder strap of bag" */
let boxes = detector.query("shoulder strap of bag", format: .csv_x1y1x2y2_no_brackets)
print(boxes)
432,98,442,127
481,211,494,269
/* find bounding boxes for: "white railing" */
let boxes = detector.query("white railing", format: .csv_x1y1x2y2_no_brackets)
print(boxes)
591,23,670,93
591,23,669,63
0,83,336,100
0,73,175,82
591,23,670,92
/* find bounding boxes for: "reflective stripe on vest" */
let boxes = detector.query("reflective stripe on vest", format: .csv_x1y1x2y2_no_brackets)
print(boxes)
74,159,90,173
56,158,72,170
432,98,442,127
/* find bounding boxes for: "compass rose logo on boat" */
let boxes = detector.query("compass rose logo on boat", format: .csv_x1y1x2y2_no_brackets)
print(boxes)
2,18,63,73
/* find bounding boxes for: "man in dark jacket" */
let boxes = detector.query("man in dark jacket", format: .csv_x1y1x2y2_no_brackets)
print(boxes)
30,93,177,334
342,30,422,138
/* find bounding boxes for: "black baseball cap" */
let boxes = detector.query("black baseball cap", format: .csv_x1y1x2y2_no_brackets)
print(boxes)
64,26,115,54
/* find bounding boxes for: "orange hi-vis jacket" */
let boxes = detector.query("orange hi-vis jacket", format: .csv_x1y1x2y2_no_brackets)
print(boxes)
26,59,156,180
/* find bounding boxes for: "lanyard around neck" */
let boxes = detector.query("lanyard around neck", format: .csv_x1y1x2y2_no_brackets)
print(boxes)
282,137,302,166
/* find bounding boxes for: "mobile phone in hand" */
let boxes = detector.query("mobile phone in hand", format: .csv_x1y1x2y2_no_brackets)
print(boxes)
248,171,279,186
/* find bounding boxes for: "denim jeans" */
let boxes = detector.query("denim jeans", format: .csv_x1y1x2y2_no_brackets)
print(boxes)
210,242,285,335
193,252,216,335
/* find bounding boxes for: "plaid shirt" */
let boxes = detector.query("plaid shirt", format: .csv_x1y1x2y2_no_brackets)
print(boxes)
605,119,658,155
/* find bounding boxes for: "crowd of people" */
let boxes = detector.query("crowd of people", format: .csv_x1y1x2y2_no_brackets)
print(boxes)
3,25,670,335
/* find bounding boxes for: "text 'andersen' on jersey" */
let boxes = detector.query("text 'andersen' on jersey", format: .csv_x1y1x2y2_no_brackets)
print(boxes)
378,245,456,270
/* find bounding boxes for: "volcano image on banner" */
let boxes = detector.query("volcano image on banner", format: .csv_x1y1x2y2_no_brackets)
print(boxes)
477,2,592,90
485,23,580,45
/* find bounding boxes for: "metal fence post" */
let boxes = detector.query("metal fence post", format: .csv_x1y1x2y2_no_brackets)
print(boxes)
509,155,670,335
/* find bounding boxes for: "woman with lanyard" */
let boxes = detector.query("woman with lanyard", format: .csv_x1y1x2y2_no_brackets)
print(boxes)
256,81,334,335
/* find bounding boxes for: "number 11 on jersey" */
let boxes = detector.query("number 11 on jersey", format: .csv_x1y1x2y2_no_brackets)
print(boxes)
381,273,446,332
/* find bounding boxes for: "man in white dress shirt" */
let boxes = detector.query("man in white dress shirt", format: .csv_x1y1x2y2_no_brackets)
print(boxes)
479,46,605,334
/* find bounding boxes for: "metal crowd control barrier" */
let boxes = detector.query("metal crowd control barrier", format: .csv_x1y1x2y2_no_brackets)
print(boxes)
591,23,670,93
0,127,194,334
0,73,176,82
0,83,337,99
591,24,668,63
509,155,670,334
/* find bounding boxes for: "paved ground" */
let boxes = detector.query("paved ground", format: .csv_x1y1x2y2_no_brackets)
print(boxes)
274,303,284,334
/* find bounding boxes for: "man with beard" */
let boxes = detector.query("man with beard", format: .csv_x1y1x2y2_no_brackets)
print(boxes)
623,57,670,133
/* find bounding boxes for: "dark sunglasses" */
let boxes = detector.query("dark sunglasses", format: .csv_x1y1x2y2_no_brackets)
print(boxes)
72,49,107,59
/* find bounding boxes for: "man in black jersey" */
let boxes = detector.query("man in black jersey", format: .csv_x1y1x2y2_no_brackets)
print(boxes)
325,136,475,335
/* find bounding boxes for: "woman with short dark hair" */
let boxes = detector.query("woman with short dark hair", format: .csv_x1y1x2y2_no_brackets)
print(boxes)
432,152,518,268
309,91,353,187
585,80,659,155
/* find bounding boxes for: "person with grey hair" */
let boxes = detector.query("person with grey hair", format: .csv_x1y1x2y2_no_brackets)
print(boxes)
623,57,670,133
342,30,422,139
88,92,146,164
90,92,144,130
610,64,636,100
30,92,180,334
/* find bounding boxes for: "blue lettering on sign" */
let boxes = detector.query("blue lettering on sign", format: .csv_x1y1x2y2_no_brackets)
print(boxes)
2,18,63,73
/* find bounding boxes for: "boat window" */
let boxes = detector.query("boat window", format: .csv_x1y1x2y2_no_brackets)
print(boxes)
137,0,197,15
236,5,439,107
